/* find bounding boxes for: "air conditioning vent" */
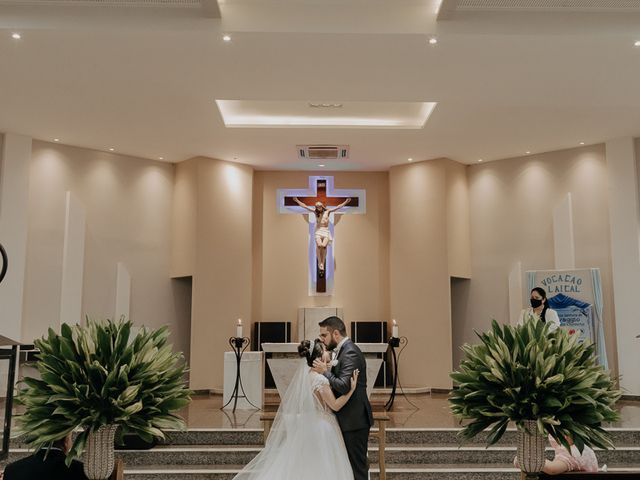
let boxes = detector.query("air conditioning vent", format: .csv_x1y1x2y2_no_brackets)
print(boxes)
297,145,349,160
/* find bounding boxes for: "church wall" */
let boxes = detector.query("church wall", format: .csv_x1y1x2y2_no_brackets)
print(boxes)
456,145,617,375
445,160,472,279
252,171,390,340
23,141,191,359
171,157,198,278
389,159,456,389
189,157,254,390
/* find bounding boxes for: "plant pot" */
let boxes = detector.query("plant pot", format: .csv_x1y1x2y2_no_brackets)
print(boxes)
84,424,118,479
517,420,546,474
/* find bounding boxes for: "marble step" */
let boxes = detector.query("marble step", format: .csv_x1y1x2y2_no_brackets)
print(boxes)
122,464,640,480
157,427,640,447
9,427,640,448
6,445,640,467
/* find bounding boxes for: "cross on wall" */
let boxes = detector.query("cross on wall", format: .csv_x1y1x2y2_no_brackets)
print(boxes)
278,176,366,295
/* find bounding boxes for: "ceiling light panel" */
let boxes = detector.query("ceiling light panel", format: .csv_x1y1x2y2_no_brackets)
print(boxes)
215,100,437,129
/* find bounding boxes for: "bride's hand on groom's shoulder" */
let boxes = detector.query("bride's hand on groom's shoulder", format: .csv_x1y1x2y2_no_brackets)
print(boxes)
350,369,360,391
312,358,328,374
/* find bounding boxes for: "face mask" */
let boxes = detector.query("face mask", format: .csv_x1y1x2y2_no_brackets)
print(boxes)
530,298,543,308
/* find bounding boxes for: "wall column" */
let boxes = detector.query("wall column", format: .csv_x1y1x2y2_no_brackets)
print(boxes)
0,133,31,343
605,137,640,395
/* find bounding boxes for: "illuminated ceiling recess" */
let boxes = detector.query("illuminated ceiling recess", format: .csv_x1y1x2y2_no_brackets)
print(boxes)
215,100,437,129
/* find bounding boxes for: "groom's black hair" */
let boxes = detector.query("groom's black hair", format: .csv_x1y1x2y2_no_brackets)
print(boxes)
319,316,347,336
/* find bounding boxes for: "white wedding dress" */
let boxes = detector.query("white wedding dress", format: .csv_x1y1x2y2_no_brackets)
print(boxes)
233,360,354,480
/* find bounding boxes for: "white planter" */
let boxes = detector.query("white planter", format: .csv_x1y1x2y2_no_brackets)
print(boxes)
84,424,118,480
517,420,546,474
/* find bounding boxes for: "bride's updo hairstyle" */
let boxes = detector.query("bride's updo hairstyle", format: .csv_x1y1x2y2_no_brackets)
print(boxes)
298,339,323,367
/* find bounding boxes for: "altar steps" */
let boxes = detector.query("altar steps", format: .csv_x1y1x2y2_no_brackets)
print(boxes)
4,428,640,480
120,464,640,480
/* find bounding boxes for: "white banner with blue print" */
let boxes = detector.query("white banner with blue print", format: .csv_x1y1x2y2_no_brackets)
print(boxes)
526,268,607,369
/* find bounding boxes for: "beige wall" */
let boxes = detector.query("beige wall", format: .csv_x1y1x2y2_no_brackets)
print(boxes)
171,158,197,278
390,158,471,389
175,157,254,390
24,141,191,357
454,145,617,375
252,171,390,338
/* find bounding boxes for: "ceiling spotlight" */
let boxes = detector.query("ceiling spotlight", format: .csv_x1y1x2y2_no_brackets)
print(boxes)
428,37,438,45
54,138,60,142
223,34,232,42
478,159,483,162
579,142,585,145
11,32,21,40
159,156,164,160
408,158,413,162
525,151,531,154
634,40,640,47
318,164,325,167
109,147,115,152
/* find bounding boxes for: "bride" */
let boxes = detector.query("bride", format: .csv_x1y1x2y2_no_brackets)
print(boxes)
233,339,359,480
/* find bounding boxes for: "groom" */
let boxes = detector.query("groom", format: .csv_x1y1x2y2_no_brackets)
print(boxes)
313,316,373,480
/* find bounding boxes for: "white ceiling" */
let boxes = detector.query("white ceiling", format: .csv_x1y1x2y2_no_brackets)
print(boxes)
1,1,640,170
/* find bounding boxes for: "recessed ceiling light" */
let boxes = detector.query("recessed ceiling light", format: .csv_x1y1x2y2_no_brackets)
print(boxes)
109,147,115,152
525,151,531,154
216,99,437,128
428,37,438,45
308,103,343,108
223,34,231,42
579,142,585,145
318,164,325,167
11,32,21,40
478,159,483,162
54,138,60,142
408,158,413,162
634,40,640,47
158,156,164,160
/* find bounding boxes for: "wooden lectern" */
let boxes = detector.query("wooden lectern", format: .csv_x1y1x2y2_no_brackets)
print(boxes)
0,334,20,462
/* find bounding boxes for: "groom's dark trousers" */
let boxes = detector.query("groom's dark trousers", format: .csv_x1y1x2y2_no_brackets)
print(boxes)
324,338,374,480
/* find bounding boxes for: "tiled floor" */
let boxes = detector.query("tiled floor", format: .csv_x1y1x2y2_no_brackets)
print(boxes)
3,391,639,432
177,392,640,429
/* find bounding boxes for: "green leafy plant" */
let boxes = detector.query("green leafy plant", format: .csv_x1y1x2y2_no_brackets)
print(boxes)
449,316,620,452
16,318,192,463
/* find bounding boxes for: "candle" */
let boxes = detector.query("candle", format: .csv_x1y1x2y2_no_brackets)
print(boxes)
236,318,243,338
392,319,399,338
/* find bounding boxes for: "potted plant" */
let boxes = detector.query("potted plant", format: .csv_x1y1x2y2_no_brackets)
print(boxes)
449,316,620,477
16,318,192,479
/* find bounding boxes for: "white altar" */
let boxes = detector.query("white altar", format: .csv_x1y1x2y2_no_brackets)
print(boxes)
262,343,388,398
222,351,264,410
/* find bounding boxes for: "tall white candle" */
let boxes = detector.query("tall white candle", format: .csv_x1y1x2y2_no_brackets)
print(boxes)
236,318,243,338
392,319,399,338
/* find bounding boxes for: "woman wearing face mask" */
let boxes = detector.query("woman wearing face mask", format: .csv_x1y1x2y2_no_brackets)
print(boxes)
518,287,560,332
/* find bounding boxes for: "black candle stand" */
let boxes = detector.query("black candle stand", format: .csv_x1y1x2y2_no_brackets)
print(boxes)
221,336,260,413
385,336,418,411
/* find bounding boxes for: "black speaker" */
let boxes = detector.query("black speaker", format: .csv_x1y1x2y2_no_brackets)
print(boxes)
253,322,292,389
351,321,388,344
350,321,390,388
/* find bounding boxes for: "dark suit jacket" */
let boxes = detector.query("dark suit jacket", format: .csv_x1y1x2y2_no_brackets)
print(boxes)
323,338,374,432
3,449,88,480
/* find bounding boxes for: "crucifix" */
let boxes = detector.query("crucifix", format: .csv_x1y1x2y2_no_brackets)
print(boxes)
278,176,366,295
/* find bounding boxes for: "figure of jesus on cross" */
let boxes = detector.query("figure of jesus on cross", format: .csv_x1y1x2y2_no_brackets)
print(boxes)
292,196,351,276
279,176,365,295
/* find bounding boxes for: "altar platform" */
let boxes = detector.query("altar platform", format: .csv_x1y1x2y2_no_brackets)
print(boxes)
4,394,640,480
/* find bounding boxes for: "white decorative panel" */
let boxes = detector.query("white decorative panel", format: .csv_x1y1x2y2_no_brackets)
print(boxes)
115,262,131,320
508,261,522,326
59,191,86,327
553,193,576,270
